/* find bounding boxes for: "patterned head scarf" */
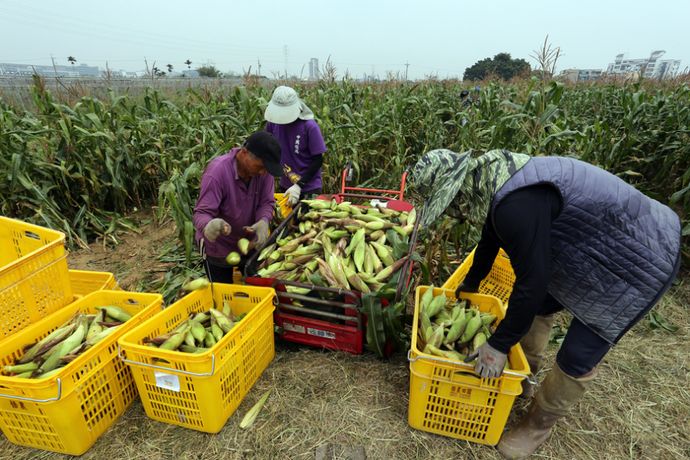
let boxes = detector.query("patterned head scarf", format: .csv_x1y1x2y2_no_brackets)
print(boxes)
411,149,531,227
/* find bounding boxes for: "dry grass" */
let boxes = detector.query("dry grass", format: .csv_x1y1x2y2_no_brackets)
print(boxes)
1,218,688,459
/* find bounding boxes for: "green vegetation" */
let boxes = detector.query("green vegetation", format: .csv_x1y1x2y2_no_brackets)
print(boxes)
1,76,689,267
463,53,531,81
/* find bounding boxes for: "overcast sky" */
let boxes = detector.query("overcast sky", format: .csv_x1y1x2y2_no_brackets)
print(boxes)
0,0,687,79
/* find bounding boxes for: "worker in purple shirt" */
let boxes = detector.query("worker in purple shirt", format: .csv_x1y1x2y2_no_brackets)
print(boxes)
264,86,327,206
193,131,282,282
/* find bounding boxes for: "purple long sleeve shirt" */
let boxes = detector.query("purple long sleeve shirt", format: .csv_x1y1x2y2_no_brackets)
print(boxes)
266,119,327,192
193,147,275,258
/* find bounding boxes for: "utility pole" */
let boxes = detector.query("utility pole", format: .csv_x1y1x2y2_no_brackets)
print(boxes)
257,59,262,76
404,61,410,81
283,45,288,78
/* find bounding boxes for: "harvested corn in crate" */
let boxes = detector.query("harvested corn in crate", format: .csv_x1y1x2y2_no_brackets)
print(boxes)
118,283,276,433
0,290,162,455
408,287,530,446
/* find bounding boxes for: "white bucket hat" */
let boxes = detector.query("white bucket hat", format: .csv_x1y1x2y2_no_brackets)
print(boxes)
264,86,314,124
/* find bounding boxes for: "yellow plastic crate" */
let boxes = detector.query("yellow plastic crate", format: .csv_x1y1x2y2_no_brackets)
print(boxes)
408,286,530,446
0,290,163,455
0,217,73,338
118,283,276,433
441,248,515,305
68,269,116,297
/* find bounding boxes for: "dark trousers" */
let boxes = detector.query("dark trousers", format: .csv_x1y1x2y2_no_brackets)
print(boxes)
203,261,237,284
199,240,244,284
537,294,611,378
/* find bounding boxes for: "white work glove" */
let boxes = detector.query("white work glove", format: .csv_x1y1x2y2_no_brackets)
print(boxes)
249,219,270,246
285,183,302,206
466,342,507,378
203,218,231,242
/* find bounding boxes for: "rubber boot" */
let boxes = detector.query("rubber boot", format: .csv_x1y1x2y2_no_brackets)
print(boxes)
497,363,597,459
519,314,555,398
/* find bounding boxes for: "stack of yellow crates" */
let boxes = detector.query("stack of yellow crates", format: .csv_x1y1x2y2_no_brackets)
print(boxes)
0,216,161,455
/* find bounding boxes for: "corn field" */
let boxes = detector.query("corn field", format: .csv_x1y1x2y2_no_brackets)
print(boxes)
1,76,689,271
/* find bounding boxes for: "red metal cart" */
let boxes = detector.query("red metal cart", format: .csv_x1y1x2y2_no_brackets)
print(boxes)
245,167,420,355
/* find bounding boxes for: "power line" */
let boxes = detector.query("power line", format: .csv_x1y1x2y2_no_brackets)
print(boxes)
0,1,282,55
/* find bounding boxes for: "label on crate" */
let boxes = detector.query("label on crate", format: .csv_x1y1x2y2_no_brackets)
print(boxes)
154,371,181,392
283,322,306,334
307,327,336,340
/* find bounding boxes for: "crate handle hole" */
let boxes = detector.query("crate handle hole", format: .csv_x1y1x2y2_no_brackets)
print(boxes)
24,230,40,240
234,292,250,298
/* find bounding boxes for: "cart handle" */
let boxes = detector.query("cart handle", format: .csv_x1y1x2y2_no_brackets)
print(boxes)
340,167,408,201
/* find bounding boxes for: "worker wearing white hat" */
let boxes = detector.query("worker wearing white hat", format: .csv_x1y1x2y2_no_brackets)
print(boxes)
265,86,327,205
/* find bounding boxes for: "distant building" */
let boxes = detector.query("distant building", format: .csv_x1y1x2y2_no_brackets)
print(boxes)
560,68,604,83
606,50,680,79
0,62,100,77
182,69,199,78
308,58,319,80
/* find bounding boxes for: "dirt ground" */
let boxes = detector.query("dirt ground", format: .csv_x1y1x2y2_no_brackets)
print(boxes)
1,212,688,460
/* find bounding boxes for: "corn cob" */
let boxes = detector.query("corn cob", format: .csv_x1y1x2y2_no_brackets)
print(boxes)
368,244,383,272
472,331,487,350
96,305,132,322
443,308,467,344
204,332,217,348
210,308,235,333
368,230,384,241
460,310,483,343
353,239,366,272
303,199,331,209
425,294,447,318
39,316,89,373
370,241,395,267
346,228,366,256
159,325,190,351
420,311,433,341
420,287,434,313
3,362,39,375
407,208,417,225
316,258,340,287
184,330,196,347
240,390,271,429
373,257,407,282
182,277,210,292
347,273,370,293
226,251,241,265
480,313,497,326
258,244,277,261
211,322,224,341
428,325,445,348
18,322,77,364
426,344,466,361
